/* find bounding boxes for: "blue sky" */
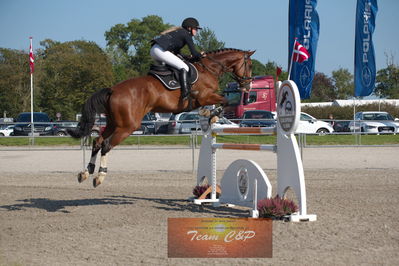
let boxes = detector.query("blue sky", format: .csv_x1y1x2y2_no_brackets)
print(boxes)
0,0,397,76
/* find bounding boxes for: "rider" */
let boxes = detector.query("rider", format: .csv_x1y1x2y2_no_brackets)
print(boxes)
150,17,205,100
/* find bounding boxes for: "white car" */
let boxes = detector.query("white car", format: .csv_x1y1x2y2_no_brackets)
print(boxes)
295,112,334,134
0,124,14,136
213,116,239,129
349,111,398,134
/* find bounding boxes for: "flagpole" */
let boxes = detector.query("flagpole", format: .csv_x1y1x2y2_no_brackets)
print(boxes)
29,37,34,142
287,38,297,80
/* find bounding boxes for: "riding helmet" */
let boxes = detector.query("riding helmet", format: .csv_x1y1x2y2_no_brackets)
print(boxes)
182,17,202,30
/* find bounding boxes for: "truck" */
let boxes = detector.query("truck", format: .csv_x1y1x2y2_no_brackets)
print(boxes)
223,75,276,119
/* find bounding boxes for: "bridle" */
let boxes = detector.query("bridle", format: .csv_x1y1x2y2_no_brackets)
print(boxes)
199,52,253,88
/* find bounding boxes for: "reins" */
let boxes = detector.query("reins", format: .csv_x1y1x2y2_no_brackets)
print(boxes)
198,52,252,86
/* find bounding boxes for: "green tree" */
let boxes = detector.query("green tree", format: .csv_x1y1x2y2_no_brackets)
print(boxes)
263,61,288,81
307,72,337,102
375,59,399,98
105,15,171,75
105,46,139,83
0,48,32,118
194,27,225,51
39,40,114,120
331,68,354,99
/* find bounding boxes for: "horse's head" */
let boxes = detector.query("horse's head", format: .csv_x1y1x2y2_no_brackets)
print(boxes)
203,49,255,91
231,50,255,91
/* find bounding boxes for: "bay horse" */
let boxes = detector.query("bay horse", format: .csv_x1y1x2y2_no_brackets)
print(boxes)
69,48,255,187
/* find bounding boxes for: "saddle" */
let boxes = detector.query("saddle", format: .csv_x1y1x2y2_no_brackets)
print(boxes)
148,61,199,90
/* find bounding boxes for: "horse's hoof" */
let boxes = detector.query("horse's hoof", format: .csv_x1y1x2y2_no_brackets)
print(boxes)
210,116,219,124
199,109,211,117
93,173,106,188
78,171,89,183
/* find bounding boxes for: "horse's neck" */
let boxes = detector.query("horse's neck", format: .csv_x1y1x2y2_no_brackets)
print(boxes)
201,53,237,76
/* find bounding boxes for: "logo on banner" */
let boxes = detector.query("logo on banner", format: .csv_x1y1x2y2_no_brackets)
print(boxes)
299,65,311,88
362,66,372,87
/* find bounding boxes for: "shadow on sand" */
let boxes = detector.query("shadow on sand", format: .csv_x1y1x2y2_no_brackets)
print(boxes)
0,195,249,218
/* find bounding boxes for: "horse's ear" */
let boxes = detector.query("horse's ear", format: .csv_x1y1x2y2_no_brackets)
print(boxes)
247,50,256,57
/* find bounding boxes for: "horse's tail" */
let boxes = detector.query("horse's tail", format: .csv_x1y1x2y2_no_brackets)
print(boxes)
68,88,112,139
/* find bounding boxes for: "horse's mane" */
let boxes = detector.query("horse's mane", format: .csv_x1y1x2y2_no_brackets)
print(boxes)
206,48,245,54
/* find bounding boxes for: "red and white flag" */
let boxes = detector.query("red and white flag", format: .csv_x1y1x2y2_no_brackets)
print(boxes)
29,37,34,74
293,40,310,63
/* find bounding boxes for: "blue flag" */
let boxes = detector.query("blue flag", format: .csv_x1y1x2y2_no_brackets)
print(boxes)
354,0,378,97
289,0,320,99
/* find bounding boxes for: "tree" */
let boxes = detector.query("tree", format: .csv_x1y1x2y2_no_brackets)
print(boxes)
263,61,288,81
105,15,171,75
375,55,399,98
39,40,114,120
105,46,139,83
307,72,336,102
332,68,354,99
194,27,225,51
0,48,32,118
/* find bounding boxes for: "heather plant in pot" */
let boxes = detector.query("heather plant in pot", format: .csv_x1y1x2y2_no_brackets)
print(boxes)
257,196,298,219
192,184,220,199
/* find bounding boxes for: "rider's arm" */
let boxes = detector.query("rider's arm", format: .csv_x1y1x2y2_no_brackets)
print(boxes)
184,33,202,60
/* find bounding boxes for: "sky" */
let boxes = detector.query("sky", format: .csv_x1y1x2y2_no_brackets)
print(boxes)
0,0,398,76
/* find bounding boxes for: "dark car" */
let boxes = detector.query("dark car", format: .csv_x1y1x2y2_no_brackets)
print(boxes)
132,112,159,135
13,112,56,136
54,120,79,136
141,112,159,134
239,110,276,128
333,120,351,133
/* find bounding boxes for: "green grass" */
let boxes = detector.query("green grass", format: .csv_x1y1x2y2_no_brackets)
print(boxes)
0,133,398,147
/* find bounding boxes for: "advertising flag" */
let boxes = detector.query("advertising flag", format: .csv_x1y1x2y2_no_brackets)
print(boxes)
29,37,34,74
289,0,320,99
354,0,378,97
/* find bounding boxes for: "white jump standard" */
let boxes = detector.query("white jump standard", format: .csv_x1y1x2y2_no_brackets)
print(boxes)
194,80,317,222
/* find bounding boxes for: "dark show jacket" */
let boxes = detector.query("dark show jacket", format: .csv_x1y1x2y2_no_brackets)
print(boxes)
152,28,201,59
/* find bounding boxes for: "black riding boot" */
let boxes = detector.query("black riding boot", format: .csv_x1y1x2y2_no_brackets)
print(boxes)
179,69,190,101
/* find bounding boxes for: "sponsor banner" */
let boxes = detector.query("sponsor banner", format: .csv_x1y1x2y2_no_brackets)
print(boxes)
168,218,272,258
288,0,320,99
354,0,378,97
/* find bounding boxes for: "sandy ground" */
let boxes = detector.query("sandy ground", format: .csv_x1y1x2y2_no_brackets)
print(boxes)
0,146,398,265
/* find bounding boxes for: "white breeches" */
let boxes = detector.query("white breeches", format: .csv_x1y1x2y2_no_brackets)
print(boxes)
150,44,189,71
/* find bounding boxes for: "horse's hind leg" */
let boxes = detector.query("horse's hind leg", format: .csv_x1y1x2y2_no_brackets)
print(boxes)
93,139,111,187
78,137,102,183
93,126,133,187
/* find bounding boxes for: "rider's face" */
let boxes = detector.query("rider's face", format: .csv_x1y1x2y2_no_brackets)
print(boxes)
191,28,198,36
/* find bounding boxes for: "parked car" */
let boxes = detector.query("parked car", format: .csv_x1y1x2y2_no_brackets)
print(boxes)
168,112,200,134
239,110,276,128
54,120,79,136
214,116,239,129
0,124,14,136
296,112,334,134
168,111,238,134
132,112,159,135
333,120,351,133
348,111,398,134
13,112,56,136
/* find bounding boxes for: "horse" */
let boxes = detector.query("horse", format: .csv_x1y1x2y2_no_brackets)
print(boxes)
68,48,255,187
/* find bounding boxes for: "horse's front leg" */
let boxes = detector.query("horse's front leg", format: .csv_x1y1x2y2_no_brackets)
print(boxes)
198,93,227,123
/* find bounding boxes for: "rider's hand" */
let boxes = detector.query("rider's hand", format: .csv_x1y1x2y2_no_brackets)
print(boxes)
200,51,206,57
